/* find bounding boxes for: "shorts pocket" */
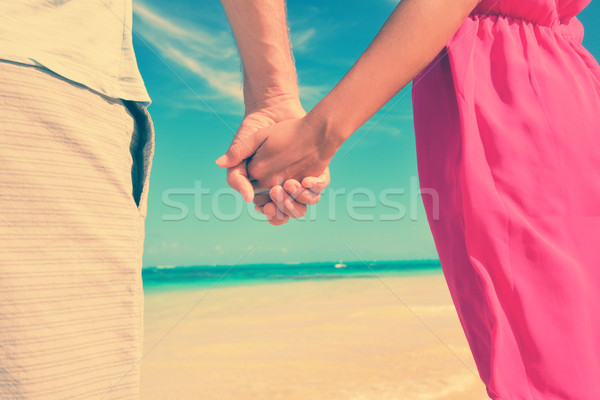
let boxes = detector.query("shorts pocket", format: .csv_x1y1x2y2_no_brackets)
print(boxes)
123,100,155,219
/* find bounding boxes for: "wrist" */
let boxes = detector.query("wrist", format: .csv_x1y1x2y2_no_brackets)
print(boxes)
243,91,303,118
302,104,346,161
243,71,300,114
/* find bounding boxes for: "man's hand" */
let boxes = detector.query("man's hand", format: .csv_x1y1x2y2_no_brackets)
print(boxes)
216,97,305,203
246,116,335,225
218,0,332,224
215,99,330,224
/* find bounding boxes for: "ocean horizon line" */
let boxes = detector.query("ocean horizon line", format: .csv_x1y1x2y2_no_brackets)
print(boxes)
143,258,441,270
142,259,443,290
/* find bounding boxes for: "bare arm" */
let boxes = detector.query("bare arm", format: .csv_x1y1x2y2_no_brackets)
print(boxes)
310,0,481,149
219,0,299,113
247,0,482,190
217,0,329,221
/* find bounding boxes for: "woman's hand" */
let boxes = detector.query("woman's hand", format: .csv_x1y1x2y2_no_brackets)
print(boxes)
257,168,331,226
215,98,332,225
247,116,336,201
216,96,306,202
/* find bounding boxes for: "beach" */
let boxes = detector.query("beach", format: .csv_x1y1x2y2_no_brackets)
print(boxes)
141,272,488,399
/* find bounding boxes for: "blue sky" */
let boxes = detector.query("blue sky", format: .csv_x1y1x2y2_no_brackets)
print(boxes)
132,0,600,267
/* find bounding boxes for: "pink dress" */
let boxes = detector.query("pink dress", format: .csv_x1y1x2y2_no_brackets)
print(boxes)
412,0,600,398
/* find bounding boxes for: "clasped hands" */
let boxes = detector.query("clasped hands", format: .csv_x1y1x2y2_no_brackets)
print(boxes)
216,98,334,225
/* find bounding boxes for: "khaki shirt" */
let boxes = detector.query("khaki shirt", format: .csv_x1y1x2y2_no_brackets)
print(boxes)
0,0,151,104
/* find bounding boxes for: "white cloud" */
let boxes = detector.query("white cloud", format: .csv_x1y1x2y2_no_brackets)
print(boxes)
162,46,243,101
133,2,328,112
298,83,329,108
291,28,316,52
133,1,243,103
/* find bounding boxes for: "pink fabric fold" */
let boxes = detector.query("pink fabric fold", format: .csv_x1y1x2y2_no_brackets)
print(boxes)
413,0,600,398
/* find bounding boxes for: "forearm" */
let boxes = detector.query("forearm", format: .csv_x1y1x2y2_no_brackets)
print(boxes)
220,0,299,113
307,0,481,153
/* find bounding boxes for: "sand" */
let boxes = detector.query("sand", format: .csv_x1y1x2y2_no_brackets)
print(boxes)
141,272,489,400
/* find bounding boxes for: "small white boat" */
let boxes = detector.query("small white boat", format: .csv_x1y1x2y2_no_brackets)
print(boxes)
156,265,176,269
334,263,347,269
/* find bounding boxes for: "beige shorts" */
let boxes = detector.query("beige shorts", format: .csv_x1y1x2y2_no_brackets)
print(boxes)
0,60,154,399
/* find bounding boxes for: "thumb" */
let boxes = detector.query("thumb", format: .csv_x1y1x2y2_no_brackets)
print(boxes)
216,120,270,168
216,141,251,168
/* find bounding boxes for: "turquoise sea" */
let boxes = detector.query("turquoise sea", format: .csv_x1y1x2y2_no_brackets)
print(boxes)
142,260,442,291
